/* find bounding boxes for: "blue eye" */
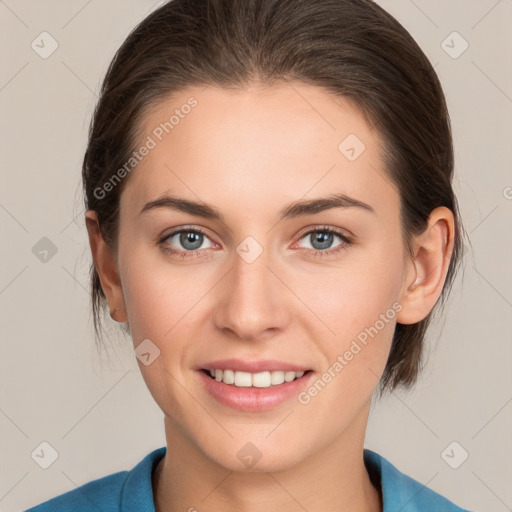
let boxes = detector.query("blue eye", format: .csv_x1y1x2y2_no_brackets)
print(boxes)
296,227,352,257
171,230,209,251
161,228,213,257
301,231,338,250
159,225,353,260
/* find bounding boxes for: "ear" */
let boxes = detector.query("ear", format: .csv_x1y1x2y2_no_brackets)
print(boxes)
85,210,127,323
396,206,455,325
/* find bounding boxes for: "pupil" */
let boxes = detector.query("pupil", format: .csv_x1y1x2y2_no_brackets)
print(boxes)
180,231,203,250
312,232,332,250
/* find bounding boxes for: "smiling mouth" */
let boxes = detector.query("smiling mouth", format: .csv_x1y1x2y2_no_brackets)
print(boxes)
201,368,313,388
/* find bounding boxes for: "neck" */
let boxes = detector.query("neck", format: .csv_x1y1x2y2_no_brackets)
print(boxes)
153,404,382,512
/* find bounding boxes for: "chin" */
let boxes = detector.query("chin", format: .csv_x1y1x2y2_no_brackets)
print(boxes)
202,434,313,474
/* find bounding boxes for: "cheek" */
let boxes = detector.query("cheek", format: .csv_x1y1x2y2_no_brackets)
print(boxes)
300,243,405,389
119,242,214,343
118,249,208,410
306,251,403,339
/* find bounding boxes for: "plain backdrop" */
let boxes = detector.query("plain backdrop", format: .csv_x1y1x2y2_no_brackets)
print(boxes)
0,1,511,511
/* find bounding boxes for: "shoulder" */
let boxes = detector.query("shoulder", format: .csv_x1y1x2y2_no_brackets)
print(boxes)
24,471,128,512
363,448,475,512
24,447,166,512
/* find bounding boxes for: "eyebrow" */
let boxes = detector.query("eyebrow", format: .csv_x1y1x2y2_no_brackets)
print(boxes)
139,192,375,221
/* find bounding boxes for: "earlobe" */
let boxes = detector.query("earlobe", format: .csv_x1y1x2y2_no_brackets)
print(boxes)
396,207,455,325
85,210,128,323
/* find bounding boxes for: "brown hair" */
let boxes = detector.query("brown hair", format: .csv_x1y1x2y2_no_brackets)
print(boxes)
82,0,465,396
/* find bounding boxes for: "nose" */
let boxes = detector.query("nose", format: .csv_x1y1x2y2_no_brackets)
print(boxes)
212,241,291,341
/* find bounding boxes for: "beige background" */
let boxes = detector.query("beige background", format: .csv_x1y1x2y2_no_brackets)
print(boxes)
1,1,511,511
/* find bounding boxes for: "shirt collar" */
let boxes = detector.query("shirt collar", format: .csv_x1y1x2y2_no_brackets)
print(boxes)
120,446,465,512
120,446,166,512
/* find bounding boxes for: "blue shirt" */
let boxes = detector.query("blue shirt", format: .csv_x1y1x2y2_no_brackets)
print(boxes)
24,447,474,512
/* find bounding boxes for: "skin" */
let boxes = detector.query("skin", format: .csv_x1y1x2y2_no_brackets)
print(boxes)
86,82,455,512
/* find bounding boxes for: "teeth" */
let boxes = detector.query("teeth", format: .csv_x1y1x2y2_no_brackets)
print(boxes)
271,371,285,385
223,369,235,384
284,371,296,382
207,369,306,387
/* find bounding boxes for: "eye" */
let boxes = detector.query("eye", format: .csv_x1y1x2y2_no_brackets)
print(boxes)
158,225,353,260
295,226,353,257
159,227,214,258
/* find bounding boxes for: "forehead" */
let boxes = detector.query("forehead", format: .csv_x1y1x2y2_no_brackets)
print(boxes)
122,82,398,220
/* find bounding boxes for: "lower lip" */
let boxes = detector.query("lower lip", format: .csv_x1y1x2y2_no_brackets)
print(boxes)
197,370,314,412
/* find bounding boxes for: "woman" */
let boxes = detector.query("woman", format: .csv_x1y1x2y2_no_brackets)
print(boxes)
26,0,473,510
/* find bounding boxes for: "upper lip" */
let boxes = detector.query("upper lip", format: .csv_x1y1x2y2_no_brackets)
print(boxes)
198,359,312,373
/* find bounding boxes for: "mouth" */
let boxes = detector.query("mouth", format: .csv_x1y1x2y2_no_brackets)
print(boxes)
201,368,313,388
197,365,315,412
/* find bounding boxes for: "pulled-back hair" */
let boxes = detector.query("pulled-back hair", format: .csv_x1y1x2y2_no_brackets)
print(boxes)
82,0,465,396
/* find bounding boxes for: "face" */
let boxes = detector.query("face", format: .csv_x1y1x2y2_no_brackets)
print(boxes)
109,83,414,471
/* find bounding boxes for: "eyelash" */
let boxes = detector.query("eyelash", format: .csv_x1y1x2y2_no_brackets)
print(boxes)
158,225,353,260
